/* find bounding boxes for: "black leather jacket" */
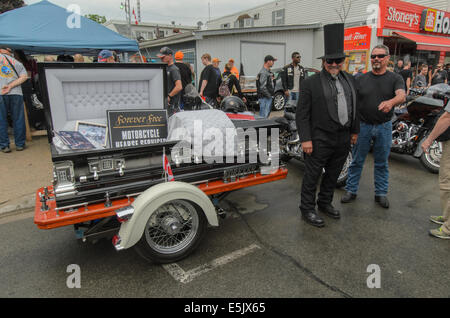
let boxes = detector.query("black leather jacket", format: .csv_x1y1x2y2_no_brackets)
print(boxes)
281,63,305,91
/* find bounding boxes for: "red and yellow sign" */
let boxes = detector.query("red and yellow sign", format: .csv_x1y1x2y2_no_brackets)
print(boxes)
344,26,371,51
421,8,450,35
378,0,450,37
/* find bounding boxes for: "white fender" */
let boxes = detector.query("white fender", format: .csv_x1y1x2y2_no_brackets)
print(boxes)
117,181,218,250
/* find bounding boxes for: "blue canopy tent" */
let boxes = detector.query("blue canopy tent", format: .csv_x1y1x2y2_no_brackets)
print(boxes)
0,0,139,55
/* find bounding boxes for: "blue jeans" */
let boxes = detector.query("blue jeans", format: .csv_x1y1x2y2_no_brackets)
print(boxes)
345,121,392,196
289,92,299,104
259,97,272,118
0,95,26,149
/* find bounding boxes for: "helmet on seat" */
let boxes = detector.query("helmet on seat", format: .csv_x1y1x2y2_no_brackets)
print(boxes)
220,96,246,113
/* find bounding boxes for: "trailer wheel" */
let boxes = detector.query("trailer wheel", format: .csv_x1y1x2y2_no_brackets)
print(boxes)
134,199,207,264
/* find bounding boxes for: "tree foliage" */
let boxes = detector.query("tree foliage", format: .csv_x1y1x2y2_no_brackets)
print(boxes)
85,14,107,24
0,0,25,14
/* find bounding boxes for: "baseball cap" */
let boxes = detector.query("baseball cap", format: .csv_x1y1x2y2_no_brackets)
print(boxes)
264,55,277,62
174,51,184,60
98,50,113,62
212,58,221,63
157,46,174,57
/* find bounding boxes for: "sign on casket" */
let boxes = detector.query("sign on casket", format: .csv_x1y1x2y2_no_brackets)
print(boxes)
107,109,168,148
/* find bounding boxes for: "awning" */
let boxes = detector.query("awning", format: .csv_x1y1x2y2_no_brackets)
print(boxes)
394,31,450,52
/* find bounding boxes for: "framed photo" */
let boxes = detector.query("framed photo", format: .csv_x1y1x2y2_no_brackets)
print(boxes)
55,131,95,150
75,121,108,148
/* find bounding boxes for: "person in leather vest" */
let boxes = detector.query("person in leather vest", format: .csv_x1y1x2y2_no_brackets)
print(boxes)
281,52,305,105
296,23,359,228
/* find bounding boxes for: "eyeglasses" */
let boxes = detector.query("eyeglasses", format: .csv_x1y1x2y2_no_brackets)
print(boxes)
325,58,345,65
294,55,301,59
370,54,388,59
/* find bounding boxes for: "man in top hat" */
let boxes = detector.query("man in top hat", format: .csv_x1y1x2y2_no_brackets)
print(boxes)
296,23,359,227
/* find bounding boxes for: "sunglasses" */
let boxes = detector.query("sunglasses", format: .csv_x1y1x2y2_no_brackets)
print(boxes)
370,54,388,59
325,58,345,65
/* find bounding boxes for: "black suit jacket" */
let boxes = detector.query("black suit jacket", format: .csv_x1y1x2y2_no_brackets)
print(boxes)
296,70,359,142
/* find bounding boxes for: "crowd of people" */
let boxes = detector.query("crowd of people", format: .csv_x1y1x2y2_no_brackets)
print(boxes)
1,35,450,240
391,59,448,94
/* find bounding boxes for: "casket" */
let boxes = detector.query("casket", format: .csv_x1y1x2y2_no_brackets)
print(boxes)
37,62,284,214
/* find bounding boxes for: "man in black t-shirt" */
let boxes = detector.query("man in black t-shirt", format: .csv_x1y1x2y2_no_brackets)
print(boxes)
399,61,412,94
431,64,448,85
199,53,219,108
342,45,405,209
158,47,182,116
174,51,193,110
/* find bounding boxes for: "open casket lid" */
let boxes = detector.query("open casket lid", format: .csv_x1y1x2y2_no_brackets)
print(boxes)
38,62,169,155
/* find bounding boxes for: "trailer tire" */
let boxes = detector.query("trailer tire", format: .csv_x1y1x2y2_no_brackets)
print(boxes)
133,199,207,264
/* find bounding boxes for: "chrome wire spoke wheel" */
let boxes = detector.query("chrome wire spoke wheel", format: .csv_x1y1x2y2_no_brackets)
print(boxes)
273,94,285,110
144,200,199,255
339,151,352,181
425,141,442,169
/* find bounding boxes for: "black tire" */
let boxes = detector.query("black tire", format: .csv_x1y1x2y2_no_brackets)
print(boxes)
280,153,292,163
419,140,441,174
272,91,286,111
134,199,207,264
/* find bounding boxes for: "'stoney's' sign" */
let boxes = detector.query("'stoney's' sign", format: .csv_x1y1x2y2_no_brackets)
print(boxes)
107,109,168,148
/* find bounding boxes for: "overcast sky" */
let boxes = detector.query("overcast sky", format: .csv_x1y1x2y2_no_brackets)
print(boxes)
24,0,273,26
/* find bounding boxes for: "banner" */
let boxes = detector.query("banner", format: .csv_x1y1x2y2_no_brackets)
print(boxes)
344,26,371,51
107,109,168,148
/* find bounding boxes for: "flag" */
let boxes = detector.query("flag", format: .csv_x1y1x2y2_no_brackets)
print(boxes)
163,152,174,182
133,8,138,25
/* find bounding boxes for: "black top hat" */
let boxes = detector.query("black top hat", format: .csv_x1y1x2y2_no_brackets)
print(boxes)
318,23,347,60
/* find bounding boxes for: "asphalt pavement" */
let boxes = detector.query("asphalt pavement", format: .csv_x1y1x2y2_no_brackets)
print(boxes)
1,141,449,298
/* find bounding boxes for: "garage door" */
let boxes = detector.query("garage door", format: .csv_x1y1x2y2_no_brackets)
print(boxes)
240,41,286,76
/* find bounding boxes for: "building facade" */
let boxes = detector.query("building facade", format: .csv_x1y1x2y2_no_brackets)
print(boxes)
140,0,449,81
104,20,198,42
206,0,449,31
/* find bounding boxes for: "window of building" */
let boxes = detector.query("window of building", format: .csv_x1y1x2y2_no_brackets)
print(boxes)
254,13,260,20
272,9,285,26
221,23,231,29
244,18,254,27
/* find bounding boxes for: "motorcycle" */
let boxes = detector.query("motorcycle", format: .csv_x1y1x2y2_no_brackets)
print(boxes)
275,100,352,187
391,83,450,174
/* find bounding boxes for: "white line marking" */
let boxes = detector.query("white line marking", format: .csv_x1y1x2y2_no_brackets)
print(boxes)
162,244,261,284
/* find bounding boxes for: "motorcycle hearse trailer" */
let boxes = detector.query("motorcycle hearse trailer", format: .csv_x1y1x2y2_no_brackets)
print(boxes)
33,62,287,264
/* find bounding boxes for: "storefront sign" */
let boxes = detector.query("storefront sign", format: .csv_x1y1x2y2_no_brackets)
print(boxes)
107,109,168,148
439,51,446,64
344,26,371,51
420,9,450,35
378,0,450,37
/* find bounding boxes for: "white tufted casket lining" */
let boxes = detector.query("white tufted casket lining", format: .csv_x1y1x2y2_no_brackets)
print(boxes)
45,68,165,133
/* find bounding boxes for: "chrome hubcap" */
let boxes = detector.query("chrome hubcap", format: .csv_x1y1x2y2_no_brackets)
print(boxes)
425,141,442,168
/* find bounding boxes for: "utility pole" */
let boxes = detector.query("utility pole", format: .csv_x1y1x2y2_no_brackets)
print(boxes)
208,1,211,22
120,1,132,39
127,0,132,39
137,0,141,23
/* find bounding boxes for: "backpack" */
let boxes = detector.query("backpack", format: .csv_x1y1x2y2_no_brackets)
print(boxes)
218,74,231,97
